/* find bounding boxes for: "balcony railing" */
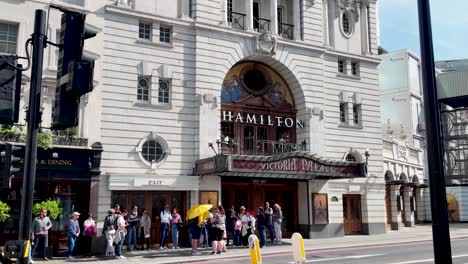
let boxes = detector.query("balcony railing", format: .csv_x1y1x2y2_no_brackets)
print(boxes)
228,11,246,30
279,22,294,40
220,138,306,156
254,17,271,34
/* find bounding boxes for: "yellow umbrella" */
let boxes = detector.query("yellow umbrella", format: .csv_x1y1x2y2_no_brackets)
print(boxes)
186,204,213,220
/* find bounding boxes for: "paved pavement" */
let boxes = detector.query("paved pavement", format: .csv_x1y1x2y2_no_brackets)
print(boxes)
30,224,468,263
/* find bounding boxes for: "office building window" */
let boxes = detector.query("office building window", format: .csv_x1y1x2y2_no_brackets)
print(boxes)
159,26,171,44
338,59,346,74
353,104,361,124
137,76,150,101
158,79,170,103
351,61,360,76
0,22,18,54
139,21,152,40
340,103,347,123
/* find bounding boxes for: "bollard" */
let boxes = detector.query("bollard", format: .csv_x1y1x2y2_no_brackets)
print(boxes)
248,234,262,264
291,233,306,264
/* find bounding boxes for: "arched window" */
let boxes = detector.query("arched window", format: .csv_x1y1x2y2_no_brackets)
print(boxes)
345,153,357,162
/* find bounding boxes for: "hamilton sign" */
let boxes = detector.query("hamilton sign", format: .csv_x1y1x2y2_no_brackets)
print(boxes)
222,110,304,128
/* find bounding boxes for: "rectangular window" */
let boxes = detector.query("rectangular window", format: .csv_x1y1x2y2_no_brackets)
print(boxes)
338,59,346,74
0,22,18,54
61,0,84,6
227,0,233,23
159,26,171,44
277,7,284,35
139,21,152,40
351,61,360,76
340,103,347,123
137,76,150,101
158,79,170,103
353,104,361,124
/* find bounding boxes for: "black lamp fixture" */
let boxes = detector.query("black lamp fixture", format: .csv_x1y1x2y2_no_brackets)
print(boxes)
364,148,370,175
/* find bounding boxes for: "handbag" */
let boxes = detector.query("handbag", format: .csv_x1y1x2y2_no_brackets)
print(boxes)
177,220,183,229
84,225,96,236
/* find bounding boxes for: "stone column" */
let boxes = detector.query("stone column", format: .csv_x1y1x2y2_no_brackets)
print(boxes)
246,0,254,31
180,0,190,19
293,0,301,40
390,185,400,230
221,0,228,24
270,0,278,34
323,0,329,46
361,3,370,54
403,186,415,227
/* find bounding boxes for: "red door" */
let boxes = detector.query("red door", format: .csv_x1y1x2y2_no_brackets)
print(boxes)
343,194,362,235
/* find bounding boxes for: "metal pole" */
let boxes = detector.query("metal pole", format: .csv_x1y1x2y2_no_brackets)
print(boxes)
18,9,46,243
417,1,452,263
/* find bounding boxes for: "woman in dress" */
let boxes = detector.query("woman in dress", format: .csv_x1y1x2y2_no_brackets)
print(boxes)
170,208,182,249
272,204,283,244
83,213,96,256
139,209,151,250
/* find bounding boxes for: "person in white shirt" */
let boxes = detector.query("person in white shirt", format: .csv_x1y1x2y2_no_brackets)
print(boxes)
114,210,128,259
240,210,253,246
159,205,172,249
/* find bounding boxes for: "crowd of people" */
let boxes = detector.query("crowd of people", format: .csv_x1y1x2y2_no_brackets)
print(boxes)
188,202,283,255
27,202,284,261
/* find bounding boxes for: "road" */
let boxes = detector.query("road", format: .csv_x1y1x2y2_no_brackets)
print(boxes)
184,237,468,264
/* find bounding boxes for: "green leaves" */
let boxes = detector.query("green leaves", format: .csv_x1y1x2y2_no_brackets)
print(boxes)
0,200,11,222
33,199,63,220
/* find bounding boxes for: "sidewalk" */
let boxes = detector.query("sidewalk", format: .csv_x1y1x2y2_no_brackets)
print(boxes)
38,224,468,264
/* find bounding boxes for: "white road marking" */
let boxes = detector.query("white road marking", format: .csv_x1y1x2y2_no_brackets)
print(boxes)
287,254,384,263
389,254,468,264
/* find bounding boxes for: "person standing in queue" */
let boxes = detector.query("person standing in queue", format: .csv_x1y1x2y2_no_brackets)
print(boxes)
240,209,253,247
256,207,266,248
209,206,226,254
170,208,181,249
225,205,236,246
272,204,283,244
159,204,172,249
189,214,205,255
264,202,275,243
66,212,81,260
83,213,96,256
31,208,53,262
127,205,139,251
115,209,128,259
139,209,151,250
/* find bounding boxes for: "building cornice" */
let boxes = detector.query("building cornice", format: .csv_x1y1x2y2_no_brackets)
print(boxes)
383,157,424,169
325,49,381,64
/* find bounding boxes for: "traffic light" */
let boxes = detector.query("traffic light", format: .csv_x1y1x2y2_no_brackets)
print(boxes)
0,55,22,125
52,10,99,129
1,143,22,189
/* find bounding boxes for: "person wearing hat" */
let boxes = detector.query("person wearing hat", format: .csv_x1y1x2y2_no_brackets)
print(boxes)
66,212,81,260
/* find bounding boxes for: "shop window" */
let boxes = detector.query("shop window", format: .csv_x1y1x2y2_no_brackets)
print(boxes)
137,76,150,101
0,22,18,54
159,25,172,44
340,103,348,123
158,79,170,104
139,21,152,40
338,58,346,74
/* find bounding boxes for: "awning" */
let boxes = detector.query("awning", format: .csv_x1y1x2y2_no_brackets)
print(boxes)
194,151,366,180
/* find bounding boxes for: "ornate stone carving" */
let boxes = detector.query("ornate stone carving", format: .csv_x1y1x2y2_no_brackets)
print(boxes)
256,32,277,57
335,0,361,21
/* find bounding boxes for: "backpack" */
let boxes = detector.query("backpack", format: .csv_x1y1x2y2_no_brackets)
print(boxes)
102,215,117,234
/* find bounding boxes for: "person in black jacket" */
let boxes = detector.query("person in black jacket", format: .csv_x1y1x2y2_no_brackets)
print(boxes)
256,207,266,248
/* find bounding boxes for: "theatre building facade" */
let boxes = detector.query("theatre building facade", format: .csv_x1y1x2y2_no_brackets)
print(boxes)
97,0,385,241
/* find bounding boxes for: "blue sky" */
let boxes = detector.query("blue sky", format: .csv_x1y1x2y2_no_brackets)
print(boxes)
379,0,468,61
